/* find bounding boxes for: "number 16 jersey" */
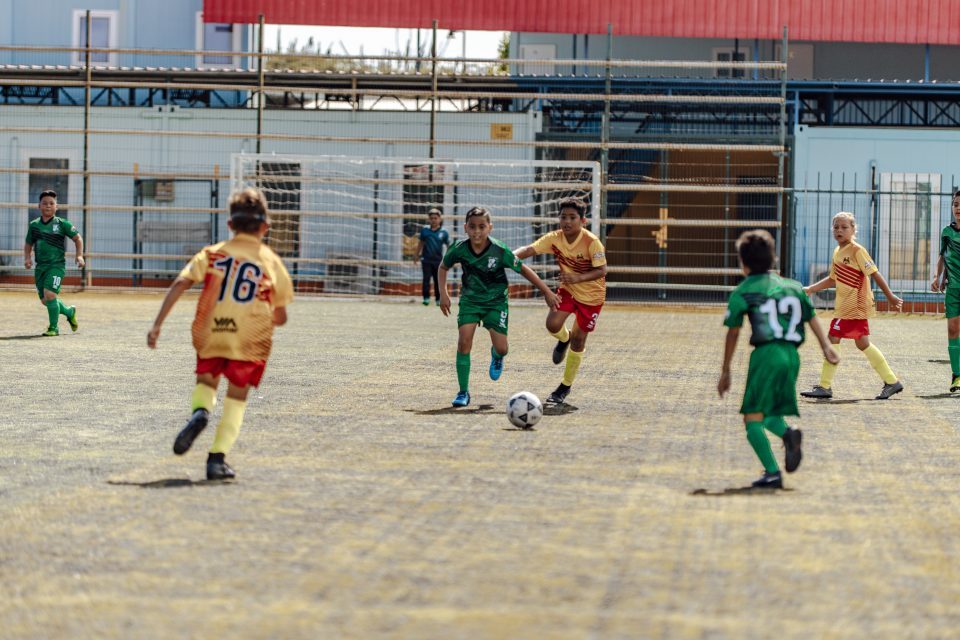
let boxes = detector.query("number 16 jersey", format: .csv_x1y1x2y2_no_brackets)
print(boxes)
723,272,815,347
179,234,294,362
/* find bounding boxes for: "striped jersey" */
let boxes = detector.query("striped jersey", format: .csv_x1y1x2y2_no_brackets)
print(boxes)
530,228,607,306
179,234,294,362
939,223,960,288
25,216,79,267
830,241,877,319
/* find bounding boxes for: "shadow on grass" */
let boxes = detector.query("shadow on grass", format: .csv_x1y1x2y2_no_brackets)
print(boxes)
690,486,795,496
406,404,498,416
0,334,46,341
800,398,862,405
543,402,578,415
928,359,950,364
916,393,959,400
107,478,234,489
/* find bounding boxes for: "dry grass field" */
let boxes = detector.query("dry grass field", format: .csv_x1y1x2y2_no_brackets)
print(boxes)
1,290,959,639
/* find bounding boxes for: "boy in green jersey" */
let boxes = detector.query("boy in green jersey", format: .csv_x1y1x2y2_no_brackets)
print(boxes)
931,191,960,391
718,230,838,489
438,206,558,407
23,190,84,336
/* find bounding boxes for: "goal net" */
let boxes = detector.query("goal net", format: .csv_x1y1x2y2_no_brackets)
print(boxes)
230,154,600,295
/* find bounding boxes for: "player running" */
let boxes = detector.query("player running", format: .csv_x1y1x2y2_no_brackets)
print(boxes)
147,188,293,481
438,206,557,407
513,197,606,405
719,230,839,489
931,191,960,392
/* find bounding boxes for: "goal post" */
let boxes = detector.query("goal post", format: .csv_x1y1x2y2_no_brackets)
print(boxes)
230,154,600,296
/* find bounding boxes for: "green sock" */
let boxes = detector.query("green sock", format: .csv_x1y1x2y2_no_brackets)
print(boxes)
949,338,960,377
45,299,59,329
491,345,505,359
746,421,779,473
57,299,70,317
763,416,788,438
456,352,470,393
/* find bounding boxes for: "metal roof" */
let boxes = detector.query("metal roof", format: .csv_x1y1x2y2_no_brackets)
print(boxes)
204,0,960,45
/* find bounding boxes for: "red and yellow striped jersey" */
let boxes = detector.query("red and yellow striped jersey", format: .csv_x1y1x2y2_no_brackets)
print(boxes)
830,241,877,319
179,234,294,362
531,228,606,306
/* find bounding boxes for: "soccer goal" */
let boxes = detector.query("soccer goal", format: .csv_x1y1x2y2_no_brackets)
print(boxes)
230,154,600,295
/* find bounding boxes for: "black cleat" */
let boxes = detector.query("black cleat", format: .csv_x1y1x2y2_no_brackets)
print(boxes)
800,385,832,399
751,470,783,489
875,381,903,400
552,338,570,365
206,453,235,480
782,428,802,473
546,383,571,404
173,408,209,455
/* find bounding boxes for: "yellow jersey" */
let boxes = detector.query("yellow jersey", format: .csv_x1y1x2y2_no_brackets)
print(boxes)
830,241,877,319
179,234,294,362
531,228,607,306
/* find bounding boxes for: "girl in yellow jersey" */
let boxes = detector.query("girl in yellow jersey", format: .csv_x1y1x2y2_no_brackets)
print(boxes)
148,188,293,480
801,211,904,400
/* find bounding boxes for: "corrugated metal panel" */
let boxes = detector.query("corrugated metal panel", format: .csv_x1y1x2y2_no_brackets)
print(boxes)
204,0,960,45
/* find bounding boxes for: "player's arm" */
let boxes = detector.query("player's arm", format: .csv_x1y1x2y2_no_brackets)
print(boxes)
23,242,33,269
559,264,606,286
808,314,840,364
804,276,835,295
717,327,740,397
71,233,85,268
147,276,195,348
513,245,536,260
273,306,288,326
520,263,558,311
438,263,452,316
870,270,903,311
415,238,424,261
932,255,945,292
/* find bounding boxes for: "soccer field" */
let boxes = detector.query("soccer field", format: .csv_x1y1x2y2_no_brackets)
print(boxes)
1,290,958,639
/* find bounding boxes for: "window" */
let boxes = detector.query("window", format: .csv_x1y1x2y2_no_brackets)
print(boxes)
713,47,749,79
878,172,941,291
72,10,118,66
196,12,242,68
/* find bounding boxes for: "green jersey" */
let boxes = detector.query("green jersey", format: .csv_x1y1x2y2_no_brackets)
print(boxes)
724,272,815,347
940,223,960,287
25,216,78,268
442,237,524,307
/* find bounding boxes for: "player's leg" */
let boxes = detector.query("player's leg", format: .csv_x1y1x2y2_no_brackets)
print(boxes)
856,334,901,399
453,321,479,406
206,381,252,480
945,289,960,390
39,266,66,336
801,331,841,398
483,303,509,381
174,371,220,455
743,412,782,488
430,262,441,305
546,290,574,364
421,261,432,305
548,300,599,404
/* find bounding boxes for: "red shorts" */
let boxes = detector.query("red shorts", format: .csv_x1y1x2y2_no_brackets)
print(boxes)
828,318,870,340
196,356,267,388
556,288,603,333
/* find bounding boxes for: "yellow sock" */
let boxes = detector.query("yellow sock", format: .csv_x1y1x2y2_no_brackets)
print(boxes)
819,343,840,388
550,325,570,343
863,344,897,384
562,348,584,386
191,383,217,412
210,397,246,454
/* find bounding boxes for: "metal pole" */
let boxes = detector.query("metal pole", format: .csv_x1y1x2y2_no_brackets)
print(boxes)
256,14,264,154
777,26,788,272
600,23,612,245
82,10,92,287
429,19,438,161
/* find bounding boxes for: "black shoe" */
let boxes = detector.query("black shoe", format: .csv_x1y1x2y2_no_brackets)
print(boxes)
782,428,802,473
875,380,903,400
546,383,571,404
173,409,209,455
751,471,783,489
206,453,235,480
800,385,832,399
552,339,570,365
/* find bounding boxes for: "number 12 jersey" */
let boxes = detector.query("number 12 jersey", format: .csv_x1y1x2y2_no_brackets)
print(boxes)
724,272,815,347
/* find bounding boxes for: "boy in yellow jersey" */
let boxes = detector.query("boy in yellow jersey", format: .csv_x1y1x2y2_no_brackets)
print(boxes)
514,198,606,404
801,211,904,401
147,188,293,480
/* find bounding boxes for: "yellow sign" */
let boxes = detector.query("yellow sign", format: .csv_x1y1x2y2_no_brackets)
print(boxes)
490,123,513,140
651,207,668,249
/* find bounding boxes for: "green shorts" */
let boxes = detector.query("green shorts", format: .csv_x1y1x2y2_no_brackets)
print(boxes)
740,342,800,418
457,299,510,335
946,286,960,319
35,265,65,298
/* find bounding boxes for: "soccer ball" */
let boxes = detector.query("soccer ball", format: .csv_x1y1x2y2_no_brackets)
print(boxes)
506,391,543,429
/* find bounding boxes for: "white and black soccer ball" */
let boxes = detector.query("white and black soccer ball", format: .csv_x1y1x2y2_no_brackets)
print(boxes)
506,391,543,429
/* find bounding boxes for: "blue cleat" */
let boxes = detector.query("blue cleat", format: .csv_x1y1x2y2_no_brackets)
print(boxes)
489,348,504,381
452,391,471,407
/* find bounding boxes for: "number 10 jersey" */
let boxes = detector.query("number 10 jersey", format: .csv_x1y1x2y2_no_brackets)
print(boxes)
179,234,294,362
723,272,815,347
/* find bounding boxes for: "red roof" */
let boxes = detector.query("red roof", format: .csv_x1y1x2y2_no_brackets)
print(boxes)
204,0,960,45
